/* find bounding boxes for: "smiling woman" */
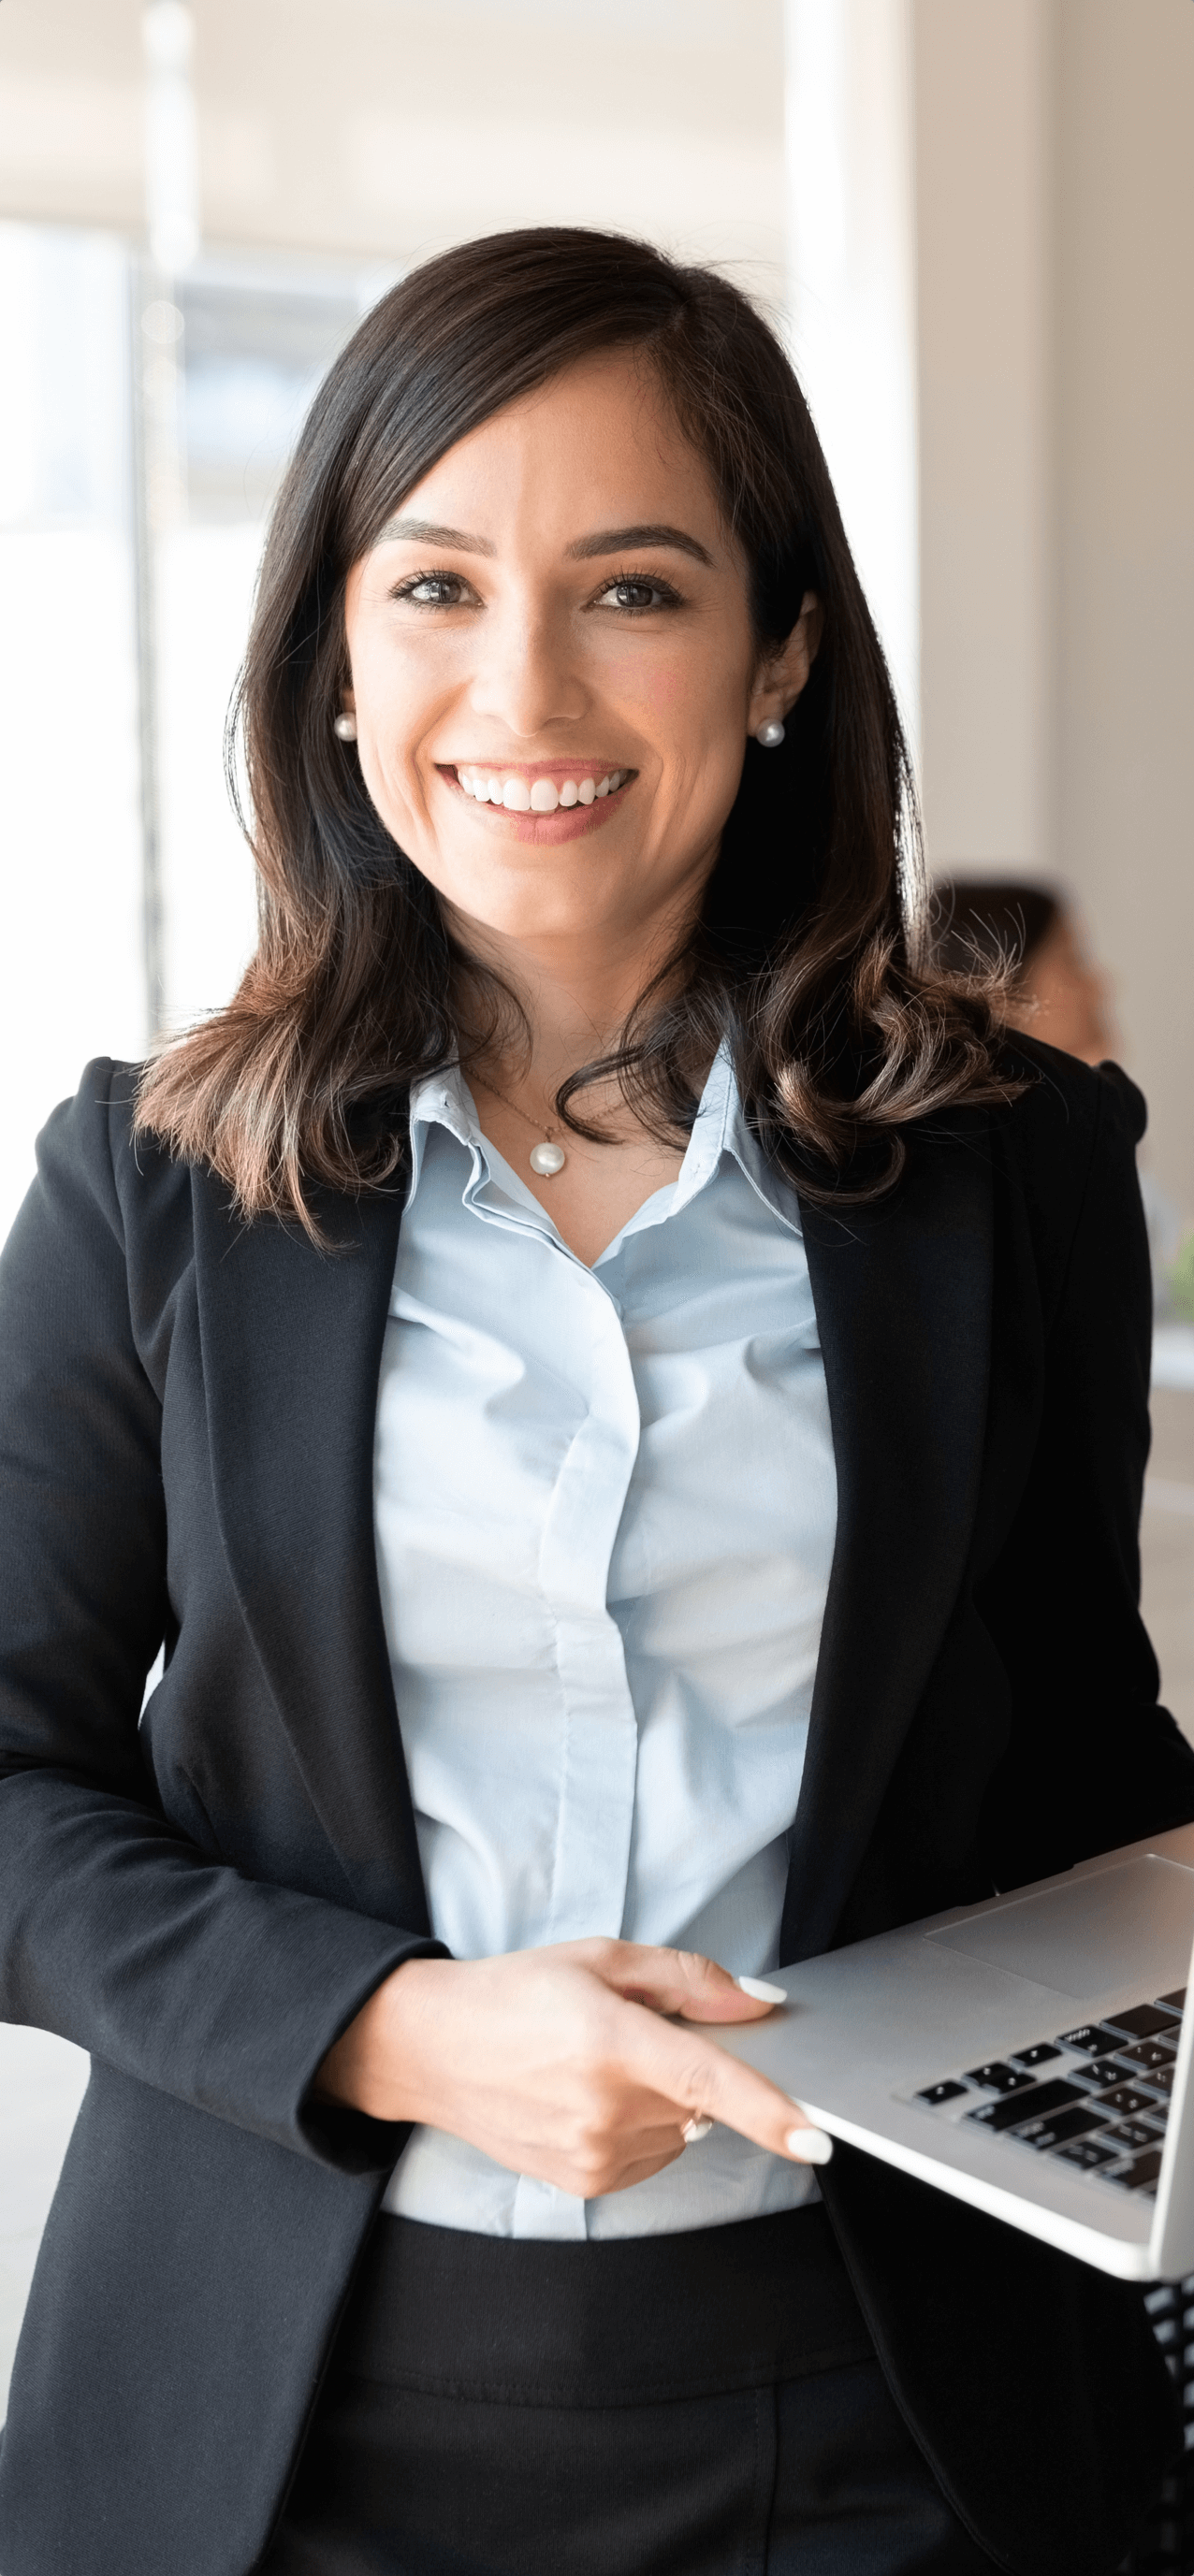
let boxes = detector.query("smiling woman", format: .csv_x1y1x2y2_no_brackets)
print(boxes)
1,227,1191,2576
132,225,1016,1249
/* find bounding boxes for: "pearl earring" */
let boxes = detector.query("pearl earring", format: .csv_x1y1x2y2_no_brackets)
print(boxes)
755,717,785,748
333,713,357,741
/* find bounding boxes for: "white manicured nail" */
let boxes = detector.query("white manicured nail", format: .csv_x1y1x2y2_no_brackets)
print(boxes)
784,2126,833,2164
736,1975,787,2004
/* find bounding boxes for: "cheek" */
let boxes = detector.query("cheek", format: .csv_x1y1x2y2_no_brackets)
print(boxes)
611,652,685,713
604,637,749,737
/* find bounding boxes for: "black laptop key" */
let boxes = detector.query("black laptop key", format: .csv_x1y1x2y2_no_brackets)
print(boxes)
1056,2024,1125,2055
916,2080,968,2107
1104,2149,1163,2193
1139,2062,1176,2099
1016,2106,1109,2150
1102,2004,1182,2041
1093,2084,1157,2118
1101,2119,1160,2151
1070,2056,1133,2089
1158,1989,1186,2013
964,2062,1037,2096
966,2078,1085,2134
1117,2038,1177,2072
1011,2044,1063,2070
1055,2136,1121,2172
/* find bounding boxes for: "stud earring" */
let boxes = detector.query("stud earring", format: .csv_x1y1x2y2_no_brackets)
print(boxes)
755,717,785,748
333,712,357,741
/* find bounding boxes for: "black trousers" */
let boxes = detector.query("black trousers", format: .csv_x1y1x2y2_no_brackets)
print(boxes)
265,2206,997,2576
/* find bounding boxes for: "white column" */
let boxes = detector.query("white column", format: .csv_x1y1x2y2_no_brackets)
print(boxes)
784,0,920,758
142,1,200,273
136,1,201,1032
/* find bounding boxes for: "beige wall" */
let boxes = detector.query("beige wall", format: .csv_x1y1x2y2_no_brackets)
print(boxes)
914,0,1054,877
1056,0,1194,1208
914,0,1194,1205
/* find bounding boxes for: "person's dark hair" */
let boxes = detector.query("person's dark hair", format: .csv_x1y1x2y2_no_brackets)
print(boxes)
136,225,1021,1230
932,878,1061,982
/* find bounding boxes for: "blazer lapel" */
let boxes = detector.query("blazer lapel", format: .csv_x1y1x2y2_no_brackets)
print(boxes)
193,1172,430,1932
780,1118,995,1962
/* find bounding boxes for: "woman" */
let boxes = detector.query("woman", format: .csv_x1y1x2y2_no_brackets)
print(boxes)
932,877,1117,1065
0,228,1190,2576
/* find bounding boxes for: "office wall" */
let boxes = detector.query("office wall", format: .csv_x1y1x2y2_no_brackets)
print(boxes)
913,0,1054,880
1056,0,1194,1208
913,0,1194,1207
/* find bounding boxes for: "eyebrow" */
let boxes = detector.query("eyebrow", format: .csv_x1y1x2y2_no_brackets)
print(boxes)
566,524,715,568
373,514,714,569
375,517,497,554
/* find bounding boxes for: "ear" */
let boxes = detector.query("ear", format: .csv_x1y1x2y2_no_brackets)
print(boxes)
746,591,823,740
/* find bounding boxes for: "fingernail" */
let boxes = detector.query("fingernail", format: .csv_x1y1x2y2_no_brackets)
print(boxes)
736,1975,787,2004
784,2126,833,2164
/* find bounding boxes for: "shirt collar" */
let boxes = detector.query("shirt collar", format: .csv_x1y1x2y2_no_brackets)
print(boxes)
666,1042,802,1237
404,1043,801,1240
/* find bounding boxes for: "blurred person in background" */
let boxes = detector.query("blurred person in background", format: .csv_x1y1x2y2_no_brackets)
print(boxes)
2,230,1191,2576
931,878,1116,1065
934,876,1185,1307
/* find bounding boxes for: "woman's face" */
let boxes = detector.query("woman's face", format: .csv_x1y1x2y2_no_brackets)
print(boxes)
341,347,817,960
1009,915,1118,1065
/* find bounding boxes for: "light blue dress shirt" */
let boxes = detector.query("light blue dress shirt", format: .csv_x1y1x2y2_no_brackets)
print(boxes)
375,1044,837,2238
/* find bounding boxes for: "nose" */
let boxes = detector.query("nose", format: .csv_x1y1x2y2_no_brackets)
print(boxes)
465,590,588,743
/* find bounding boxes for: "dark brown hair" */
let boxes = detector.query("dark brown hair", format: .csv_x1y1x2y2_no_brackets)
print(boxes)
136,225,1018,1228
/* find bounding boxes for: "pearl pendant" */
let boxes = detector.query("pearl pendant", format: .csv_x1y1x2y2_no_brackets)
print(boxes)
529,1140,566,1176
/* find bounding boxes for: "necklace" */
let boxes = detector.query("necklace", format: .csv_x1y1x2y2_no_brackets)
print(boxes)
472,1074,567,1177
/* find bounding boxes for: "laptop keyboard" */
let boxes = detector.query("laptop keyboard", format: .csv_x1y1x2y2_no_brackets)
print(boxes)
912,1987,1186,2201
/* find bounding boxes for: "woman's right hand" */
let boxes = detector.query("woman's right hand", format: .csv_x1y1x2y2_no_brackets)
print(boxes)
313,1939,831,2197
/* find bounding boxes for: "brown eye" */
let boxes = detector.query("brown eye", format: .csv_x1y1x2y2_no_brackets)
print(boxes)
400,573,470,606
592,574,680,614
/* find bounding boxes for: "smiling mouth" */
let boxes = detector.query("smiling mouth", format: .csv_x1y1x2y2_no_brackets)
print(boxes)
447,764,634,813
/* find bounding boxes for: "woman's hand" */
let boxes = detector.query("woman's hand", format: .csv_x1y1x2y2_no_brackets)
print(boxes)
313,1940,830,2196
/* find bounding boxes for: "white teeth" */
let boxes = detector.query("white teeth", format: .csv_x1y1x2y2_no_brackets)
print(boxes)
456,767,628,806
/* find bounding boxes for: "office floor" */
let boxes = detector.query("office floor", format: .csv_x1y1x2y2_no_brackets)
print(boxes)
4,1391,1194,2421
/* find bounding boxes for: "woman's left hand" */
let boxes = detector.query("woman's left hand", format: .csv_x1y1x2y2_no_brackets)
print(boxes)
313,1938,832,2195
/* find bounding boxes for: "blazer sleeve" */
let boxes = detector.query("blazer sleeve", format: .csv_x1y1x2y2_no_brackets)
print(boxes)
976,1057,1194,1887
0,1068,444,2175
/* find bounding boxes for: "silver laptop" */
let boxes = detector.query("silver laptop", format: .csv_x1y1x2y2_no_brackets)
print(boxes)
716,1820,1194,2280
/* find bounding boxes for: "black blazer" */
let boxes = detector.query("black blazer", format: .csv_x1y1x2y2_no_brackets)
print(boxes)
1,1047,1191,2576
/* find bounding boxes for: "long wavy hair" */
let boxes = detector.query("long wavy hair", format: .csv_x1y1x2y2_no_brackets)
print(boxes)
135,225,1018,1230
